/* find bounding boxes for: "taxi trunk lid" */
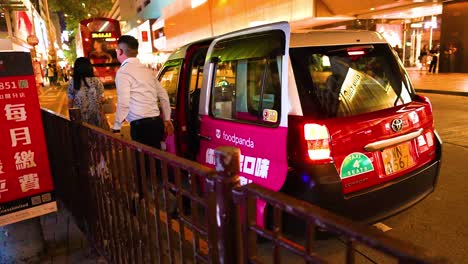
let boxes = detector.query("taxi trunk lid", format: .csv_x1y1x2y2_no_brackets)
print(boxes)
327,99,437,194
289,43,438,195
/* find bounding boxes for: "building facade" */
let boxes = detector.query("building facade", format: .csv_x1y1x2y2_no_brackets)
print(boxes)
102,0,468,73
0,0,61,69
439,0,467,73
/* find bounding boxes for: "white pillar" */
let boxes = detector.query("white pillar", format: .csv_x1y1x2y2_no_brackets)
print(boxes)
4,9,13,39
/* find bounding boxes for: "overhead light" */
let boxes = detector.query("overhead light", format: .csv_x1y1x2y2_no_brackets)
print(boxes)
370,7,375,11
137,19,142,24
424,21,437,28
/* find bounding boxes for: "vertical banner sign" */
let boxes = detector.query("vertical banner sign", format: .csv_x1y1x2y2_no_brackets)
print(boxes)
0,51,56,227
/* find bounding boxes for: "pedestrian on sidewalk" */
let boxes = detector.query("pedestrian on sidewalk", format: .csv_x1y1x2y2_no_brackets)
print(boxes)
428,47,439,74
419,45,429,72
56,65,64,85
46,64,56,86
393,45,403,60
112,35,174,148
32,60,44,92
67,57,110,130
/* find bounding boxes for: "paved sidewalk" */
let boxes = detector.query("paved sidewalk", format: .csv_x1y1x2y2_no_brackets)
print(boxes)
0,200,106,263
407,68,468,96
38,201,108,263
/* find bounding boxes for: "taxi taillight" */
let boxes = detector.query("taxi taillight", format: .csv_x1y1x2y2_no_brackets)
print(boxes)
416,130,435,154
304,123,331,161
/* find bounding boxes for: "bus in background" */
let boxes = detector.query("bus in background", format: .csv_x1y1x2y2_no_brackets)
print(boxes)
77,17,121,87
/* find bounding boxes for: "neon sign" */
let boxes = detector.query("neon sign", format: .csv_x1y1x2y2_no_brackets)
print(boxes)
91,32,112,38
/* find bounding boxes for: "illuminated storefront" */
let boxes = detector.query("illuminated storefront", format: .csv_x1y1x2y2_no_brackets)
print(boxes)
162,0,315,50
311,4,443,67
31,10,48,63
158,0,461,70
128,0,465,72
0,1,51,67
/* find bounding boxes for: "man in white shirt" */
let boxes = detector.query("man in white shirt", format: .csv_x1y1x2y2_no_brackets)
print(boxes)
112,35,174,149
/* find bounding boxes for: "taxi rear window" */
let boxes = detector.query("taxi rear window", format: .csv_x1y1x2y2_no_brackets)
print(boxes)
290,44,414,118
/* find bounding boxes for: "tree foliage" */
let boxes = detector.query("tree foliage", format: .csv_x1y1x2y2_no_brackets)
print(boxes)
49,0,113,32
48,0,113,63
63,40,77,66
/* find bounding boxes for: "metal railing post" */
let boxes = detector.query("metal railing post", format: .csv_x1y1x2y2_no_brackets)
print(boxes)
209,146,240,264
67,108,90,232
68,108,82,122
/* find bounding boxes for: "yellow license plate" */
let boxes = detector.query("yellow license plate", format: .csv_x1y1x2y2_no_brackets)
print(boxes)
382,142,415,175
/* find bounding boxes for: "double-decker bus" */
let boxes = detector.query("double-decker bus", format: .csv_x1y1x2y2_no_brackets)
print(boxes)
76,17,121,87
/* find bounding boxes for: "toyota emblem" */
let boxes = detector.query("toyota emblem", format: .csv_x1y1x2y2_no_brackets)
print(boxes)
391,119,403,132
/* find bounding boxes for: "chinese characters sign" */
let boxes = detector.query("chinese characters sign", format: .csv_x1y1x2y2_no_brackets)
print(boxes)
0,52,56,226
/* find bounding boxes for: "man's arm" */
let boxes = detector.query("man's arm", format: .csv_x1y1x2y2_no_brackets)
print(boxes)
113,72,131,131
154,78,174,136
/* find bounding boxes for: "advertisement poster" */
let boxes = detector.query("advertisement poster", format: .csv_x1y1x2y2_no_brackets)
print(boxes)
0,51,56,227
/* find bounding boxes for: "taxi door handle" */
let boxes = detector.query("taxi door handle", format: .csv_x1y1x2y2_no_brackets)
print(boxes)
364,128,423,151
198,134,211,141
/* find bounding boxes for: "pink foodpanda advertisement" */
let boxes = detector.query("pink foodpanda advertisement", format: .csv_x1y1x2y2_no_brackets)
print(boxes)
198,116,288,191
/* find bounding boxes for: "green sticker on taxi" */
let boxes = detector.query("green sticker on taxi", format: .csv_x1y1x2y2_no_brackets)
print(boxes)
340,152,374,179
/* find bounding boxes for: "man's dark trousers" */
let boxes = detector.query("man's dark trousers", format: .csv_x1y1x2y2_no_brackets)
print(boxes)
130,116,164,149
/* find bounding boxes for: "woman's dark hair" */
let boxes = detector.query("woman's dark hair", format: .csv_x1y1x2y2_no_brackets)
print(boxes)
73,57,94,90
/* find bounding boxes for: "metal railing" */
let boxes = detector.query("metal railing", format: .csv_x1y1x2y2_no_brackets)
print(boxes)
43,109,217,263
41,109,440,264
234,184,440,263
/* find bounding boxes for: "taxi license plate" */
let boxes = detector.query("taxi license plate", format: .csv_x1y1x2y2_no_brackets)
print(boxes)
381,142,415,175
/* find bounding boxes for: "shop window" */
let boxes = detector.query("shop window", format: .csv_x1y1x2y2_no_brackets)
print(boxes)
152,28,165,40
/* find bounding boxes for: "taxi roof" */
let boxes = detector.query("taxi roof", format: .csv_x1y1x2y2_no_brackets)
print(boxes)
166,28,388,61
166,38,214,61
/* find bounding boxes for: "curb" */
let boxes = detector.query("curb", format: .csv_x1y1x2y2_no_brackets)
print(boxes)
415,89,468,97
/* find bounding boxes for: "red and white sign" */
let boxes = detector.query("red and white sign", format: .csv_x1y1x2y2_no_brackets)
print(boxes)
0,51,56,227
